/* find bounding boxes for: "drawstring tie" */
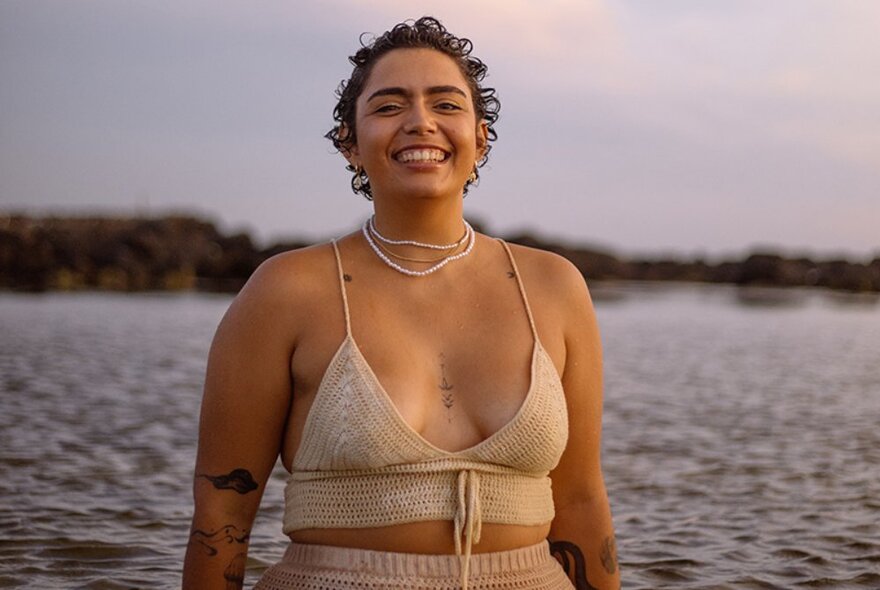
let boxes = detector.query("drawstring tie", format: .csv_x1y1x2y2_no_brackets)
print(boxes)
453,469,482,590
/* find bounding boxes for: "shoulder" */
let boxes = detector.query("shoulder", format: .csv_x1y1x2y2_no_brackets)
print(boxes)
503,241,590,304
239,242,337,303
501,240,597,344
219,242,339,340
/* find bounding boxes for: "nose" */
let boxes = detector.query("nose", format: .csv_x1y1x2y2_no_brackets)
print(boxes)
402,102,436,134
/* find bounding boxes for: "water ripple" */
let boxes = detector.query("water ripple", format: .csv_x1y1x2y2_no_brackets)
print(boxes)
1,287,878,587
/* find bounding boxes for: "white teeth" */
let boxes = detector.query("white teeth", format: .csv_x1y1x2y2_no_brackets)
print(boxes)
396,149,446,163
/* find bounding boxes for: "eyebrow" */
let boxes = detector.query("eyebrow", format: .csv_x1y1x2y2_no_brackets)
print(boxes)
365,85,468,102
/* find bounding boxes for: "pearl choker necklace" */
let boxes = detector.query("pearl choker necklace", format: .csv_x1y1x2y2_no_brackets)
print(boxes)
361,219,476,277
367,216,469,250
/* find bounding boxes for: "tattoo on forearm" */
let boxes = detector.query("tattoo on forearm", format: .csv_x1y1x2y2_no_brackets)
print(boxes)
198,468,258,494
549,539,598,590
438,353,454,418
224,552,246,590
189,524,250,556
600,535,618,574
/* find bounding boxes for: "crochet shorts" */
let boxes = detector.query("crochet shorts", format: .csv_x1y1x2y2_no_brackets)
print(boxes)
253,540,575,589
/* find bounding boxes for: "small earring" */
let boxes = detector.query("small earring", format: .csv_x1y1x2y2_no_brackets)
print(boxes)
467,166,478,184
352,165,364,191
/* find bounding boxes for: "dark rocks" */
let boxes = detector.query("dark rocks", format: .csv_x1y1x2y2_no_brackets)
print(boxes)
0,214,266,292
506,233,628,280
1,213,877,293
506,233,880,294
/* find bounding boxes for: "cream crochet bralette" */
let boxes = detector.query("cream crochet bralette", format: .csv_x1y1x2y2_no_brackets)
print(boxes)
283,239,569,588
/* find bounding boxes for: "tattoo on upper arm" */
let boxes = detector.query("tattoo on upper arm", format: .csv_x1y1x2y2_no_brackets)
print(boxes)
189,524,250,556
549,539,598,590
224,552,246,590
438,353,454,418
198,468,258,494
600,535,618,574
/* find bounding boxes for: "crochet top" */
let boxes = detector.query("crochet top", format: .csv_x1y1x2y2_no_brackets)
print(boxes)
283,239,569,588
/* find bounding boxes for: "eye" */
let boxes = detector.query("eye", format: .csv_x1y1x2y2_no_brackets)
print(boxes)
436,101,463,111
374,103,402,114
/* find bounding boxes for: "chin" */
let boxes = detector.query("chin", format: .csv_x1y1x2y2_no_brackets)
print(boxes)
410,188,464,201
386,181,465,201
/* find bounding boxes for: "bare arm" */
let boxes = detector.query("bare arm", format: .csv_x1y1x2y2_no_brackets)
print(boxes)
548,263,619,590
182,259,297,589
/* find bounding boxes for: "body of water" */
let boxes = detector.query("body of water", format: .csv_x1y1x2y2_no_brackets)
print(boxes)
1,284,878,588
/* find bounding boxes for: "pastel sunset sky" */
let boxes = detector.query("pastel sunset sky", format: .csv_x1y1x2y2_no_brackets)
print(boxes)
2,0,878,259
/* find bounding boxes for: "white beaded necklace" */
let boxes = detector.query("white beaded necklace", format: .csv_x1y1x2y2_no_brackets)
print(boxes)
367,216,469,250
361,219,476,277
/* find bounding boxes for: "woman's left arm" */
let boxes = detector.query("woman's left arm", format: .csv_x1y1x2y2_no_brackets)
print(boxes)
548,263,619,590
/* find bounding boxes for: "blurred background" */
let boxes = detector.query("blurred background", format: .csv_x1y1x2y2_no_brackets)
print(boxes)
3,0,879,258
1,1,878,588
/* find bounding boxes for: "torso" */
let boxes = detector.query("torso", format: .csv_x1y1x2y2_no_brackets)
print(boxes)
275,232,568,554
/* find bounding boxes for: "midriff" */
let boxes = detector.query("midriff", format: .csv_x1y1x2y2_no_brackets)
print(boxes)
289,521,551,554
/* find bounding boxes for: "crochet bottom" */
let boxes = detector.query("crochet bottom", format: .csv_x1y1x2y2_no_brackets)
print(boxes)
253,540,575,590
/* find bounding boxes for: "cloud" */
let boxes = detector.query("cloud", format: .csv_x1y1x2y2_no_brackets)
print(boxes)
2,0,878,254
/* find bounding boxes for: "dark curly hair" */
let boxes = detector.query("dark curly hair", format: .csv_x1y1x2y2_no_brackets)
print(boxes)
325,16,501,200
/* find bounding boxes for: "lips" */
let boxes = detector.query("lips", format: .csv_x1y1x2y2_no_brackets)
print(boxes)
393,147,449,163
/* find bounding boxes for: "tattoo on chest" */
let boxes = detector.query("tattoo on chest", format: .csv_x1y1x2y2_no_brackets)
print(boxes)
198,468,258,494
438,353,454,418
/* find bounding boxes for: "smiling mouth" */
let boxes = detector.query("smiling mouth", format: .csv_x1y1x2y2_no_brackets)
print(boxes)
394,148,449,163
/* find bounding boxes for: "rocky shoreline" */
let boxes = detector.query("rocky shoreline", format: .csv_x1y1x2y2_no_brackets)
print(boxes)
2,214,878,293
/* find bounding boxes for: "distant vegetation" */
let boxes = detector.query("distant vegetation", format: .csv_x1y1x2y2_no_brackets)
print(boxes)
1,213,878,293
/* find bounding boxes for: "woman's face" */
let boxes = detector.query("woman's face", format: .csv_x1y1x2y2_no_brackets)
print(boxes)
347,48,488,202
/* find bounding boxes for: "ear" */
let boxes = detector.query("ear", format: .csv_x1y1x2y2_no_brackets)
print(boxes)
475,120,489,161
343,146,360,169
338,123,360,167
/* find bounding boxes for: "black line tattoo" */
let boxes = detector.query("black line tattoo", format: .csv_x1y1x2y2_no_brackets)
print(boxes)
224,552,246,590
438,353,454,417
549,539,598,590
600,535,618,574
189,524,250,556
343,273,352,282
198,468,258,494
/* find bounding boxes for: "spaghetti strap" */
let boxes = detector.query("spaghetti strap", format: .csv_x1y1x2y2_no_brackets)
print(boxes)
496,239,539,341
330,240,352,337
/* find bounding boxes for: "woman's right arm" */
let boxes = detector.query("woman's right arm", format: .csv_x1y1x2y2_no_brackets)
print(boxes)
182,258,298,589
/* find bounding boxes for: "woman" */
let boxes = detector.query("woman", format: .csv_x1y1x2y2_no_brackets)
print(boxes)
182,17,618,590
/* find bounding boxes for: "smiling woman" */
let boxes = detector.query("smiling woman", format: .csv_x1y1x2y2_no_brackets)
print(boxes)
343,48,489,205
325,17,500,201
182,16,618,590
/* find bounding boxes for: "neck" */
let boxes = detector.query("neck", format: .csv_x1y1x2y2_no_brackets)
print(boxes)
371,198,466,245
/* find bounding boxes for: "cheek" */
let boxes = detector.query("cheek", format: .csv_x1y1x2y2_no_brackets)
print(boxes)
355,121,392,153
453,130,479,159
353,135,382,165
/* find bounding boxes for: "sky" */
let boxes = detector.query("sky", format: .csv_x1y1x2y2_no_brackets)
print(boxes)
1,0,878,261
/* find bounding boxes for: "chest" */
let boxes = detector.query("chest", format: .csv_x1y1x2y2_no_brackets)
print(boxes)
285,273,564,466
291,335,569,473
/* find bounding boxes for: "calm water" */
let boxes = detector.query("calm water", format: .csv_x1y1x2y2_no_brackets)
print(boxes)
1,284,878,589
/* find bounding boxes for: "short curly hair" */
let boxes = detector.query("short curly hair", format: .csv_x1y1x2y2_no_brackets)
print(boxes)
325,16,501,200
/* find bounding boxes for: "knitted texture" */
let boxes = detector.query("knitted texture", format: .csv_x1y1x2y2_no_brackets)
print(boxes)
281,240,570,589
254,541,575,590
283,338,568,532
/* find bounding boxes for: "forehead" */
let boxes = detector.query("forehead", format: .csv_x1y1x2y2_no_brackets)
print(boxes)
359,48,471,100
